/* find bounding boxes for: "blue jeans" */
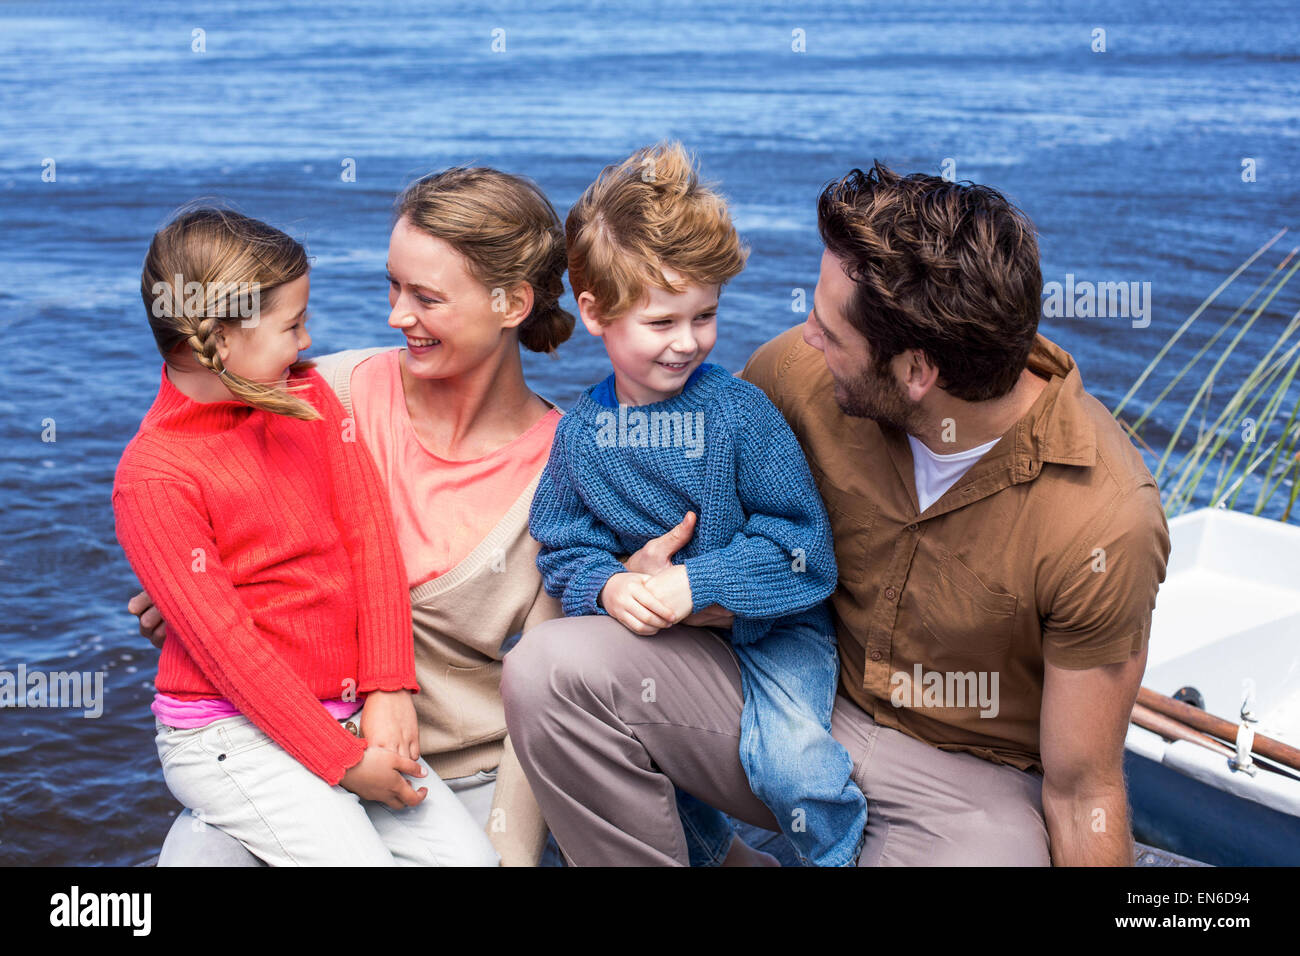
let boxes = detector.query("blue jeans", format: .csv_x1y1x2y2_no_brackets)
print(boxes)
676,790,735,866
728,605,867,866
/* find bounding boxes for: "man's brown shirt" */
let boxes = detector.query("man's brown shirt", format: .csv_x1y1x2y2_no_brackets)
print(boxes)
741,326,1170,773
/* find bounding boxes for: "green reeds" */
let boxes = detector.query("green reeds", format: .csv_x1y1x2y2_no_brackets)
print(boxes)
1113,229,1300,522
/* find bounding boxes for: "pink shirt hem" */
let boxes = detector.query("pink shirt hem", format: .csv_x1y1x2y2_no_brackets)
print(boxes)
152,693,361,729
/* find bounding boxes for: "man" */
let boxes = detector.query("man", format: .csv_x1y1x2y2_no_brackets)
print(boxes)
502,161,1170,866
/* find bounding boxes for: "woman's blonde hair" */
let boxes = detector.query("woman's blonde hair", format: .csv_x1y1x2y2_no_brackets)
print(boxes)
566,141,749,323
141,205,319,420
395,167,574,354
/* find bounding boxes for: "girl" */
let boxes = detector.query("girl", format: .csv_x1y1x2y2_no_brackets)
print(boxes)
113,206,498,866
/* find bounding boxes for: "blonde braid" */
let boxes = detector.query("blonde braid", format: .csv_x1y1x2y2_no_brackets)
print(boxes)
186,314,225,377
142,205,322,422
182,304,321,420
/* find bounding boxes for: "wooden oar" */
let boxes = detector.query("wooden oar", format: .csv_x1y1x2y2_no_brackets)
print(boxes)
1135,686,1300,773
1130,702,1235,759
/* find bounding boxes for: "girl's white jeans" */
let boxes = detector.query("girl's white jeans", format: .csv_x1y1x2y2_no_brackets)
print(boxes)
154,710,500,867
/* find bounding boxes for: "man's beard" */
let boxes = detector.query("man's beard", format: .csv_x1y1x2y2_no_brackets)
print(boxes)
833,357,925,433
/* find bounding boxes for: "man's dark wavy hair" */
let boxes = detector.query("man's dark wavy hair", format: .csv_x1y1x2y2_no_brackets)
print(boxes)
816,161,1042,401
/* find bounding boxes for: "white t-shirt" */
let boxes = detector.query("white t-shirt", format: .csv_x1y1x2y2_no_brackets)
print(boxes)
907,434,1002,513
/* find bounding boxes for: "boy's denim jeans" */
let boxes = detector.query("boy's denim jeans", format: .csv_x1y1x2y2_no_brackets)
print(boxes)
676,790,735,865
653,607,867,867
731,606,867,866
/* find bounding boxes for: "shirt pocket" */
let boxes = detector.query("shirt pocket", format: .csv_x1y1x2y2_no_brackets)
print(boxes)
917,550,1019,660
809,464,878,584
432,660,506,748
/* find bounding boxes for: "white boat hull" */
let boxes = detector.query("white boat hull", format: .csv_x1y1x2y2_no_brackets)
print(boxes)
1125,507,1300,864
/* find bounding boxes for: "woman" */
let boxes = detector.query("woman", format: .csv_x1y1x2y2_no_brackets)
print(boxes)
128,167,741,866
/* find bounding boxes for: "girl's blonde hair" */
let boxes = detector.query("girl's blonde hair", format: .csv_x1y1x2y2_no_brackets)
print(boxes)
396,167,574,354
565,141,749,323
141,205,320,421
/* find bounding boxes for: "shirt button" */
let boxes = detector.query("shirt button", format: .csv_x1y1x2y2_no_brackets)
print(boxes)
885,587,897,601
869,650,883,662
907,523,918,532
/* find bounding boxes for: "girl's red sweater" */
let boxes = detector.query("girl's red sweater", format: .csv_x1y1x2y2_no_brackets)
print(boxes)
113,363,418,785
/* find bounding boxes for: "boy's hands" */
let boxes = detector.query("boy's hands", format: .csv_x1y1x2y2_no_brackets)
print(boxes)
359,690,421,761
621,511,735,629
642,564,695,624
340,746,428,809
598,572,676,636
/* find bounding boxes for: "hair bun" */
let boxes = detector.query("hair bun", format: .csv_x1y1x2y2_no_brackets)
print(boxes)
518,298,575,354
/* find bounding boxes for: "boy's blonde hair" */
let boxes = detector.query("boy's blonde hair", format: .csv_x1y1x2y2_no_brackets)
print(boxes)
141,205,320,421
565,141,748,323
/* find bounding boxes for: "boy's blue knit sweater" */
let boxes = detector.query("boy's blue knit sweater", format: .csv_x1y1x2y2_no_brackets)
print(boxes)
529,362,838,647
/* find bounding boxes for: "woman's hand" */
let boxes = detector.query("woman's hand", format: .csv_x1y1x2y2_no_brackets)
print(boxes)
622,511,735,629
597,572,676,636
359,690,421,761
340,746,428,810
127,588,167,649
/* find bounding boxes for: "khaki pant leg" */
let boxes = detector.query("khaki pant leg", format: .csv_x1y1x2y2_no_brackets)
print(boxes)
828,694,1051,866
502,614,779,866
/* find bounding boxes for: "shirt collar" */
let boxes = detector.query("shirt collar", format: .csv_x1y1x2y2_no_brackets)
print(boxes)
881,333,1098,517
1014,334,1098,471
590,362,715,409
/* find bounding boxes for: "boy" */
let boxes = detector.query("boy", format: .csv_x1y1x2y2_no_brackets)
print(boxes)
527,142,867,866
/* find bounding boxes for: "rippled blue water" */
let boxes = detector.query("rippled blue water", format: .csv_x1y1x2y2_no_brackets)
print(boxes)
1,0,1297,865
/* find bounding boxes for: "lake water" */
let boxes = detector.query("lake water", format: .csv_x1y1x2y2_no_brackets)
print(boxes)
1,0,1297,865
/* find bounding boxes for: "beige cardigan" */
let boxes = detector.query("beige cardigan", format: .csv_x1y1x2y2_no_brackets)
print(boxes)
314,347,563,866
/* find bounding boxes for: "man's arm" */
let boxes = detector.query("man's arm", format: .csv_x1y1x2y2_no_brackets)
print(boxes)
1039,644,1147,866
1038,478,1168,865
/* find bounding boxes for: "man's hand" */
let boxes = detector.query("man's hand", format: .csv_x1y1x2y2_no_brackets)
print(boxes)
642,564,695,624
127,588,167,649
597,572,676,636
681,603,734,628
359,689,420,761
624,511,697,575
1040,645,1148,866
621,511,735,629
340,747,428,810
